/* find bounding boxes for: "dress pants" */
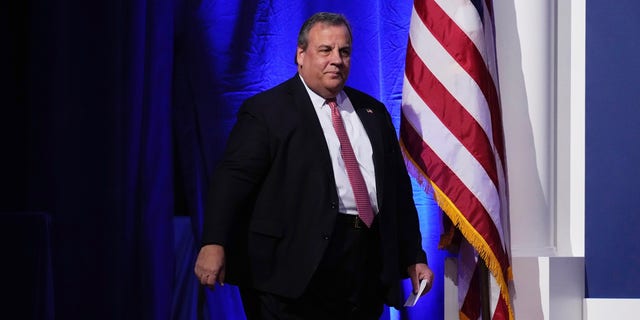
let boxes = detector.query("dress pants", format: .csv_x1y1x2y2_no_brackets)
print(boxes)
241,214,385,320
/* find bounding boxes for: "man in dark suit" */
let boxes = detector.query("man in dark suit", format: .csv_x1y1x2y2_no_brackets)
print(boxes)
194,12,434,319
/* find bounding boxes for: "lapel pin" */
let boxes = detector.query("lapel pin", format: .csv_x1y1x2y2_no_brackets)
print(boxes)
366,108,373,114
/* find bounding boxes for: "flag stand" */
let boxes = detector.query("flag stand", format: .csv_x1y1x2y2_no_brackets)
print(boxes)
479,259,491,320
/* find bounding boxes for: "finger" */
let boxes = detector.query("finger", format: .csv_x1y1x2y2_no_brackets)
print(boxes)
411,276,420,294
204,276,220,292
204,277,217,291
218,267,226,286
420,271,434,294
421,280,432,296
194,264,212,280
201,273,217,286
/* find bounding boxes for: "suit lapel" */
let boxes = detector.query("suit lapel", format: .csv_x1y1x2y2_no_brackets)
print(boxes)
287,76,335,176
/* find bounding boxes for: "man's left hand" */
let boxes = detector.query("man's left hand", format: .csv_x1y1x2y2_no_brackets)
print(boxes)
407,263,434,296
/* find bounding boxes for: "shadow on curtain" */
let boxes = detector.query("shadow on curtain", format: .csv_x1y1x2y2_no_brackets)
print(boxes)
4,0,175,318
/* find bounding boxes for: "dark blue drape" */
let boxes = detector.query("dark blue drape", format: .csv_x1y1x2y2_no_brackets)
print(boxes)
4,0,175,318
3,0,444,319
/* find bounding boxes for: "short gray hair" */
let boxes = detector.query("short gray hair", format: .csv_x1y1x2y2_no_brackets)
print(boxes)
294,12,353,64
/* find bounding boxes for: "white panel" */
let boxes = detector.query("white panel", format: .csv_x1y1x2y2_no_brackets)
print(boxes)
549,257,584,319
584,299,640,320
555,0,586,258
512,257,548,319
511,257,583,319
568,0,585,257
443,258,459,320
496,0,555,256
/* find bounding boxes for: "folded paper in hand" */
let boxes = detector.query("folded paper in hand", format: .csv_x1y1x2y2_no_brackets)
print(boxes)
404,279,428,307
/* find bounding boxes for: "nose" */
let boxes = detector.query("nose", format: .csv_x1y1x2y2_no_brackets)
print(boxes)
329,48,344,65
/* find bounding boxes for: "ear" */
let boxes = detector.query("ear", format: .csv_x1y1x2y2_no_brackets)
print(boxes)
296,47,304,66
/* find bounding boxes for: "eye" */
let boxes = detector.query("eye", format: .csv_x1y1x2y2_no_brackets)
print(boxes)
340,48,351,57
318,46,331,54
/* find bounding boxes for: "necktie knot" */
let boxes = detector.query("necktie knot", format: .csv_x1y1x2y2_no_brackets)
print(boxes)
326,98,338,109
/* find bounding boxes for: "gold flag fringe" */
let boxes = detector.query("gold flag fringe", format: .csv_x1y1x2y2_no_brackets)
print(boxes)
400,139,515,320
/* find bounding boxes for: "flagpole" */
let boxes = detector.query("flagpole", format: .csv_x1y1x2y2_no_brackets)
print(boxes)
479,259,491,320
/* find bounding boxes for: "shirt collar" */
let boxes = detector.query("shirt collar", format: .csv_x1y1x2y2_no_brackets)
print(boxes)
298,74,346,110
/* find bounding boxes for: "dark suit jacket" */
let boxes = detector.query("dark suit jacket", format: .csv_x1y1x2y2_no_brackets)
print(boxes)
202,75,426,306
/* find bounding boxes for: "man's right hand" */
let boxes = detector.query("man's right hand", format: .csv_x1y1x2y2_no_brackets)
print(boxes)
194,244,226,289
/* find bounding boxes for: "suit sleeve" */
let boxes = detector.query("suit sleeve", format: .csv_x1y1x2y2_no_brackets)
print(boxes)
383,107,428,269
394,147,428,267
201,101,271,246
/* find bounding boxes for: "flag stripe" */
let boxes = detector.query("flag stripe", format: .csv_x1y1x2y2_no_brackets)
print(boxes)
404,41,499,190
407,9,496,149
400,114,509,272
414,0,506,166
493,294,509,320
401,78,504,242
460,263,481,320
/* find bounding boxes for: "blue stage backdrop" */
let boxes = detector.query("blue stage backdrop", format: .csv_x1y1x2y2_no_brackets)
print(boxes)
4,0,447,319
173,0,446,319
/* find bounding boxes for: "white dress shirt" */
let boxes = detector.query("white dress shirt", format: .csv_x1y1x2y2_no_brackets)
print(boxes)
300,76,379,215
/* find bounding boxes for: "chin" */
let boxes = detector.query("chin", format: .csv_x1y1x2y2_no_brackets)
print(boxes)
324,86,343,95
324,80,345,89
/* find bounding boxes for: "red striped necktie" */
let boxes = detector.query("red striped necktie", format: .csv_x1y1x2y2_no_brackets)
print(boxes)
326,98,374,227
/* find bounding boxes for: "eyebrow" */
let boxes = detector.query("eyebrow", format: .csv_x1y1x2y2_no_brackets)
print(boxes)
316,44,351,50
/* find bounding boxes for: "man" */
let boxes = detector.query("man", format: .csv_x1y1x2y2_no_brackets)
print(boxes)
194,12,434,319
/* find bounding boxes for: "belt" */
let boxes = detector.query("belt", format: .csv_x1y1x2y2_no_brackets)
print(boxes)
336,213,372,229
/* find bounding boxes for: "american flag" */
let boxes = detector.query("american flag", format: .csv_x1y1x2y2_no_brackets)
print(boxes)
399,0,514,319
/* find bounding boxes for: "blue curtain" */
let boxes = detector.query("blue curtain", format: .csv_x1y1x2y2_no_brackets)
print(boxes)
4,0,444,319
5,0,175,318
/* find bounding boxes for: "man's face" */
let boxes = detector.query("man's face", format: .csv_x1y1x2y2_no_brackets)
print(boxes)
296,23,351,99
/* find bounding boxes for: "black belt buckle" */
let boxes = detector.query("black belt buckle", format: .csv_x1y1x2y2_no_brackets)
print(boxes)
353,215,363,229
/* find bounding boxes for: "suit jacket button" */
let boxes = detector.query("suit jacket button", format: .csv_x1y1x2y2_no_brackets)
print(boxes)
322,234,329,240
